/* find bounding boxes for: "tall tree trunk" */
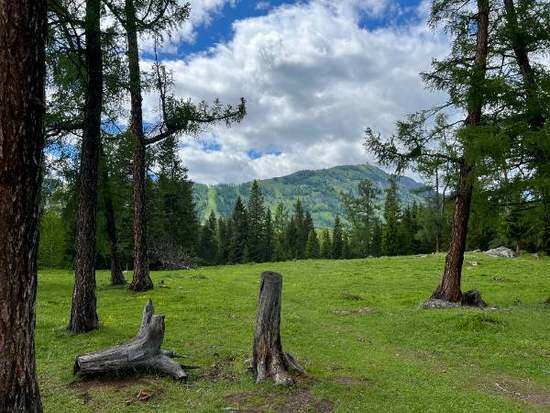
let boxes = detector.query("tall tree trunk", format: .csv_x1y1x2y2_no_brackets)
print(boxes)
125,0,153,291
432,0,489,302
69,0,103,333
0,0,46,410
100,146,125,285
503,0,548,253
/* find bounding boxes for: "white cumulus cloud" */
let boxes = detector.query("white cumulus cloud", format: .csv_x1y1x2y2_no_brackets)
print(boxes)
145,0,449,184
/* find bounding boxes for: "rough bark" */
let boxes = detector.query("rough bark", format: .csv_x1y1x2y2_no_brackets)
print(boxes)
100,146,125,285
431,0,489,303
252,272,304,386
74,300,186,380
125,0,153,292
0,0,46,410
69,0,103,333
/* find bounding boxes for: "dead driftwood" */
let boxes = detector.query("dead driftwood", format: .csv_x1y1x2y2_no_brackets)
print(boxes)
74,300,187,380
252,271,304,386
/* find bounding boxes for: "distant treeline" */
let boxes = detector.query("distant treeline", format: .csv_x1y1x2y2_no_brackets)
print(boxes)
40,136,547,269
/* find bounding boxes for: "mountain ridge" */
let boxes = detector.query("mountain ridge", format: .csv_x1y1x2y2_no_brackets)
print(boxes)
193,164,427,227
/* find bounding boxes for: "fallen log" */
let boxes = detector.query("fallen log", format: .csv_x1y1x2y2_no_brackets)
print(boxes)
252,271,304,386
74,300,187,380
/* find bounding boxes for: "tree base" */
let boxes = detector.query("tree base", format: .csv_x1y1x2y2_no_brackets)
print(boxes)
423,290,487,309
129,273,153,292
74,300,186,380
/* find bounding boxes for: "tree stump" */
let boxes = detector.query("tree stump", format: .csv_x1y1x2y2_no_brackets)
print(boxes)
74,300,186,380
252,271,304,386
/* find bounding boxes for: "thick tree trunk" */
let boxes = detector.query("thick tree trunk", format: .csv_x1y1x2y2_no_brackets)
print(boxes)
100,146,125,285
74,300,186,380
503,0,548,254
0,0,46,410
69,0,103,333
432,161,474,302
125,0,153,292
252,272,303,386
431,0,489,303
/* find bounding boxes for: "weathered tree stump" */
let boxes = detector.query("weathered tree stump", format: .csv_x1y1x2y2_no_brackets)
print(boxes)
252,271,304,386
74,300,186,380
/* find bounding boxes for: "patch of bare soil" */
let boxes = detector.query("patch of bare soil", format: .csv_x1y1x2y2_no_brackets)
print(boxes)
491,379,550,407
331,307,376,316
70,375,163,407
70,375,152,392
200,355,238,382
224,384,334,413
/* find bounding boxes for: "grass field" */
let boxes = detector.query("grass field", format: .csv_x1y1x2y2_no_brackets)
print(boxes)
36,253,550,412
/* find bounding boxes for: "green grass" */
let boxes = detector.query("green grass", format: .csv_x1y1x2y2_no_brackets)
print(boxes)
36,253,550,412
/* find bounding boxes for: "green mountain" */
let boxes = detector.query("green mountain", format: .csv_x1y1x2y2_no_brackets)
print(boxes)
193,164,427,227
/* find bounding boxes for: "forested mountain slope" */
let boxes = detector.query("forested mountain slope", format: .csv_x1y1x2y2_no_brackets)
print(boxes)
194,164,427,227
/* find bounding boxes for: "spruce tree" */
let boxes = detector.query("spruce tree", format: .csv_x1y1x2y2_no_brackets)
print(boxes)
342,232,352,259
340,179,379,257
305,230,321,259
332,216,344,259
371,221,383,257
246,180,266,262
273,202,289,261
320,229,332,259
293,199,307,259
230,197,248,263
263,209,275,262
199,211,218,265
382,178,401,256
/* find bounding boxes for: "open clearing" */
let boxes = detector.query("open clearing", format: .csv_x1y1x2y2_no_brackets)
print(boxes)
37,253,550,412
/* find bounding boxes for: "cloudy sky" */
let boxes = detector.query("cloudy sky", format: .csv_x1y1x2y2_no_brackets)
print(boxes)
141,0,449,184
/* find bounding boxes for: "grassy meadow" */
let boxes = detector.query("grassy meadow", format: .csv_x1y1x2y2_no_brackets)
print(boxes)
36,253,550,412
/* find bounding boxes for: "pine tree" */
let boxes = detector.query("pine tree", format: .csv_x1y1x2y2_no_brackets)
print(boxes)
382,178,401,256
320,229,332,259
230,197,248,263
305,229,321,259
332,216,344,259
246,180,266,262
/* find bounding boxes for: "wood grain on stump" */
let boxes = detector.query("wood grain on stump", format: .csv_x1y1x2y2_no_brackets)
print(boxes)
252,271,304,386
74,300,186,380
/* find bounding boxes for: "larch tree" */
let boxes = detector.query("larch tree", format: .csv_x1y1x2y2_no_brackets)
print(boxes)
104,0,245,291
0,0,47,410
366,0,494,303
68,0,103,333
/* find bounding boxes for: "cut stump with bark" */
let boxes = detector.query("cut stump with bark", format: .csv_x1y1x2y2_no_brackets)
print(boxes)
252,271,304,386
74,300,186,380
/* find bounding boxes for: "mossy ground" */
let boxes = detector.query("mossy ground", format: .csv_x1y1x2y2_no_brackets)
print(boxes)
37,253,550,412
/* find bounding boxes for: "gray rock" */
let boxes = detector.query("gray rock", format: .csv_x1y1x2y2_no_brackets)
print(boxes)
461,290,487,307
485,246,515,258
422,299,460,309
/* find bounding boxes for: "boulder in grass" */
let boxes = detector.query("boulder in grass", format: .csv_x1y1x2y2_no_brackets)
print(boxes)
461,290,487,308
485,246,515,258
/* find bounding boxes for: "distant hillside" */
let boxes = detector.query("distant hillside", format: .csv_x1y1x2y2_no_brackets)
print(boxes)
193,164,428,227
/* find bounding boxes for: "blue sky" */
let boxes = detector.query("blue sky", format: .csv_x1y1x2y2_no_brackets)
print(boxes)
140,0,447,184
